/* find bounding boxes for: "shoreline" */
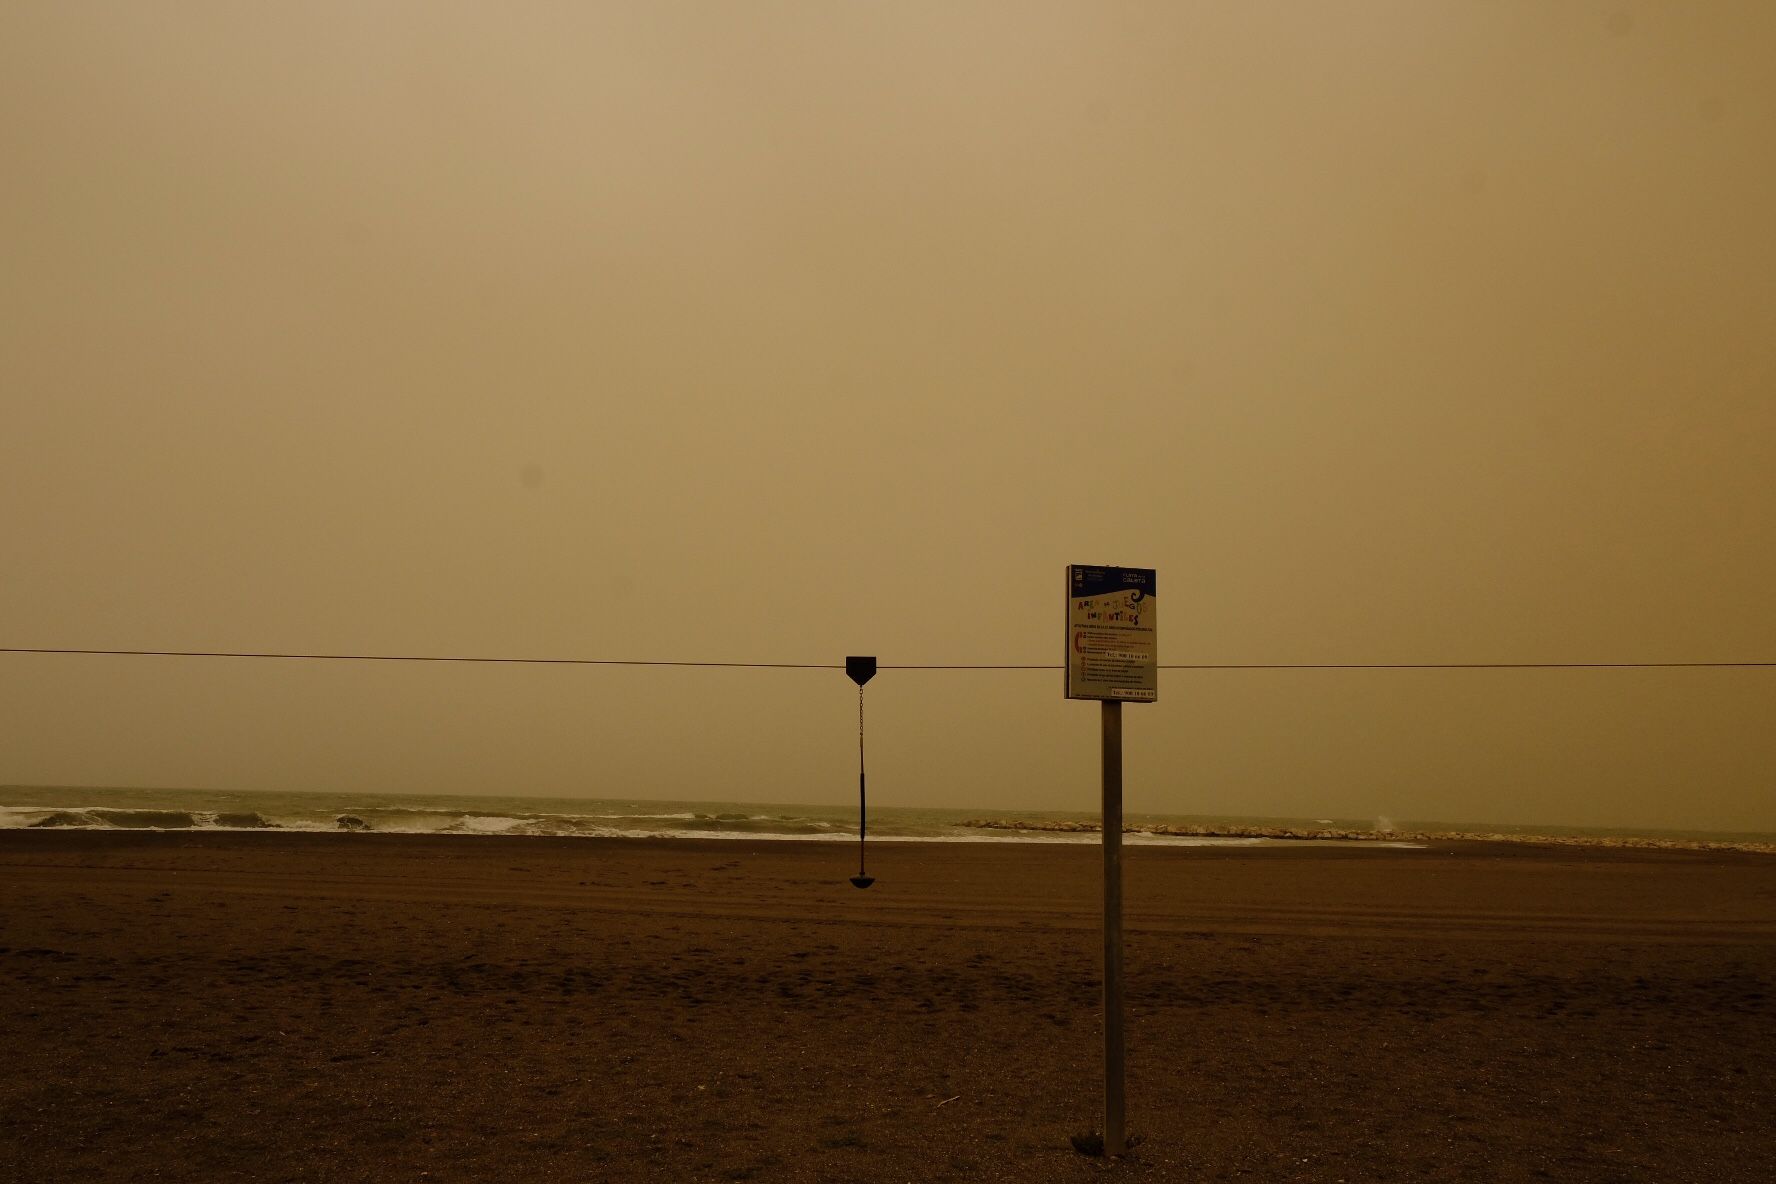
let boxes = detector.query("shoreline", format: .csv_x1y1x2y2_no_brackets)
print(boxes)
9,788,1773,855
12,813,1771,854
0,821,1418,849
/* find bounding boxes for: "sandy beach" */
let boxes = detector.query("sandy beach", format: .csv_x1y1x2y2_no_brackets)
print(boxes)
3,832,1773,1183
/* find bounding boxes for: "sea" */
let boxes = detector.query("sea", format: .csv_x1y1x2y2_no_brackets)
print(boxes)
4,785,1773,851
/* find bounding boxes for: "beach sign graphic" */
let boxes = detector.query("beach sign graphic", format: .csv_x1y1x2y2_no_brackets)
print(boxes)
1064,566,1157,702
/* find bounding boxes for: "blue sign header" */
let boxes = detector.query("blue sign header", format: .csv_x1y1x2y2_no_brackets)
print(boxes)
1068,566,1156,601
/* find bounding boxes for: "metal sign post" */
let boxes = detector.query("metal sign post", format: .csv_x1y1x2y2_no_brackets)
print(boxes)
1100,697,1126,1155
845,656,876,889
1065,565,1156,1158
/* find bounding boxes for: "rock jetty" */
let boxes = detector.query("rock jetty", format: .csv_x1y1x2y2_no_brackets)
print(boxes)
957,818,1776,855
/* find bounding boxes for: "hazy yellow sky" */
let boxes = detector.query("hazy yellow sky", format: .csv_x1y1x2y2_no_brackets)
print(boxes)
4,3,1773,830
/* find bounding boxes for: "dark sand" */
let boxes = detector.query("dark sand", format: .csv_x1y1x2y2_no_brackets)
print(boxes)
3,833,1773,1183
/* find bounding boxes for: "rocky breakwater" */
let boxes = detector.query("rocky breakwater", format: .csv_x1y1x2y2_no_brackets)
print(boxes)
958,818,1776,854
960,818,1386,841
962,818,1103,834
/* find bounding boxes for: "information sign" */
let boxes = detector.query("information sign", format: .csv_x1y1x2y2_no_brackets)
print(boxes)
1065,565,1157,702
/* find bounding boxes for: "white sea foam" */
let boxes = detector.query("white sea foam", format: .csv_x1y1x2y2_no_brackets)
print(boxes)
9,790,1763,851
0,804,1342,846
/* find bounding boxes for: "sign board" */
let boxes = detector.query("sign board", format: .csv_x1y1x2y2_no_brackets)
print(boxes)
1065,565,1157,702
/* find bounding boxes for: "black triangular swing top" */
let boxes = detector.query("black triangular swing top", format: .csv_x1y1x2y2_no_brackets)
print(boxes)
845,656,876,888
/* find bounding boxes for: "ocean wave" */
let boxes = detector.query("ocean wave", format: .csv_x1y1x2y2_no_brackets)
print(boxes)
22,810,94,829
38,802,1758,850
0,805,1375,847
12,807,279,831
213,812,276,829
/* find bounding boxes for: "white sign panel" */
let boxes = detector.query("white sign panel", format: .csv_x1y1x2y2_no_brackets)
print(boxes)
1065,565,1157,702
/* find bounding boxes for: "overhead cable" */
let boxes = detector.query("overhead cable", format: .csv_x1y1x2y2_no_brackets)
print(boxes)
2,647,1773,671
